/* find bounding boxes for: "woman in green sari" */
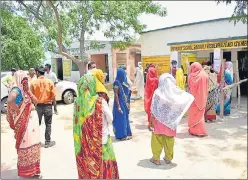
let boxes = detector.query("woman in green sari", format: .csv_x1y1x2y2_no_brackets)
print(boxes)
73,74,119,179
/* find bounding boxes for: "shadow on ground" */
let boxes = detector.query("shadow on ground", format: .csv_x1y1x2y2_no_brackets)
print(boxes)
1,169,18,179
137,159,177,170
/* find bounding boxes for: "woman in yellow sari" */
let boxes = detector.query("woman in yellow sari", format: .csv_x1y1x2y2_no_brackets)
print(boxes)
176,68,186,90
92,69,110,104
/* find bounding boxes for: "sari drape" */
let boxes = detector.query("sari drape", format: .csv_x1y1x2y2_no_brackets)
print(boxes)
112,68,132,139
92,69,110,104
73,74,119,179
216,66,233,116
176,68,186,90
204,66,218,121
188,62,209,136
7,71,40,177
144,67,159,124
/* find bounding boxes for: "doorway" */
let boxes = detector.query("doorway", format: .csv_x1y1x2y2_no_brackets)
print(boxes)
57,58,63,80
238,50,248,96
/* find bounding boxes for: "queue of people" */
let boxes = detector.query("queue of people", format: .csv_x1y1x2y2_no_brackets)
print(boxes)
5,60,235,179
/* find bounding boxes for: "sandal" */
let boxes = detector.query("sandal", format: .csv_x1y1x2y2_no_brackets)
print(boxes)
120,136,131,141
150,158,161,165
163,158,171,164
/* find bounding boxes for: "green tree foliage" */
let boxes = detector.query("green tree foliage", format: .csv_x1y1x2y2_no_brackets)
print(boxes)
217,0,248,24
1,9,44,71
11,0,167,75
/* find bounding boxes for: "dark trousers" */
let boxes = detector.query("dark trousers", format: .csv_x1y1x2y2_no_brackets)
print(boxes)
53,99,57,112
36,104,53,143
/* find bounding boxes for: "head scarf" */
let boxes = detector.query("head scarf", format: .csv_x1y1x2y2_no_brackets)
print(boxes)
188,62,209,110
116,68,128,86
204,66,217,92
225,61,234,80
144,67,159,113
7,71,32,149
151,73,194,130
176,68,186,90
92,69,108,95
73,74,98,155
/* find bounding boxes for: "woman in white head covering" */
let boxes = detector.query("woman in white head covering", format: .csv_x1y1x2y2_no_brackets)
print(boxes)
7,70,41,178
134,62,144,98
149,73,194,165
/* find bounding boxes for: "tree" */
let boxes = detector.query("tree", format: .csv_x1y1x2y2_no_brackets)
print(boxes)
0,8,44,71
12,0,167,76
216,0,248,24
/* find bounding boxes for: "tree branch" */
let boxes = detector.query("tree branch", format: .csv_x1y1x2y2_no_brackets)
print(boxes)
47,0,63,54
18,1,44,22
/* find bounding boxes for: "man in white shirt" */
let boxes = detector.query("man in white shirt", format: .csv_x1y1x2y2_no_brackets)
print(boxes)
45,64,59,115
87,62,96,74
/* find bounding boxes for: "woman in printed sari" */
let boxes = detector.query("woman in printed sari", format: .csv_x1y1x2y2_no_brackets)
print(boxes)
176,68,186,90
144,67,159,131
216,61,233,116
73,74,119,179
112,68,132,140
92,68,110,104
188,62,209,137
7,70,41,178
150,73,194,165
204,66,218,121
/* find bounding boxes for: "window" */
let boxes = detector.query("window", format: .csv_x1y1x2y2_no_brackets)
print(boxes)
71,56,79,71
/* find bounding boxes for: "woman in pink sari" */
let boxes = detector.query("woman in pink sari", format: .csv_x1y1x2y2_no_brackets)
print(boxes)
188,62,209,137
7,70,41,178
144,67,159,131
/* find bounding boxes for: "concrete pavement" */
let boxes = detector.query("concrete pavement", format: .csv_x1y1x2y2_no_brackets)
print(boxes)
1,97,247,179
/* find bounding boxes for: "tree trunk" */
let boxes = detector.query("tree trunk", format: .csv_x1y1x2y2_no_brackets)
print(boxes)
47,0,86,77
79,29,87,76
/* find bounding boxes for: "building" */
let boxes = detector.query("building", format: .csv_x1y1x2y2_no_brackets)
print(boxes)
140,17,248,96
46,40,141,83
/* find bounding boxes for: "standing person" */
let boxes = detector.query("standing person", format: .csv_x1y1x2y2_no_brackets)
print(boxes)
150,73,194,165
1,68,16,88
188,62,209,137
87,61,96,74
28,68,37,83
216,61,233,116
44,64,59,115
92,68,110,104
176,68,186,91
7,71,41,178
144,67,159,131
134,62,145,98
120,65,133,87
204,66,218,122
30,67,56,148
171,60,178,78
112,68,132,141
73,74,119,179
144,64,150,84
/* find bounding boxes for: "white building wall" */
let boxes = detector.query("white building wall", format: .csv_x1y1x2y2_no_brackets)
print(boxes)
140,19,247,57
68,40,114,82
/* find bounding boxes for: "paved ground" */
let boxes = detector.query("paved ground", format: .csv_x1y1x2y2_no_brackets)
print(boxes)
1,95,247,179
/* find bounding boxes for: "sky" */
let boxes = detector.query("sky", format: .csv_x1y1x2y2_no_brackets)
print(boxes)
88,1,236,41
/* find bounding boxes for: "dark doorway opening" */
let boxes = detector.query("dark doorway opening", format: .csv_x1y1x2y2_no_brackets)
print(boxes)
105,54,109,83
223,51,231,62
56,58,63,80
238,50,248,96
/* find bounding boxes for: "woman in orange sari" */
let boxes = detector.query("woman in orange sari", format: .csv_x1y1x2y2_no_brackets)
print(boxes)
7,70,41,178
188,62,209,137
144,67,159,131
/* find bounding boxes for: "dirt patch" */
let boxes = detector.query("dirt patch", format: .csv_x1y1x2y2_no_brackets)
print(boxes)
222,158,243,168
240,170,247,179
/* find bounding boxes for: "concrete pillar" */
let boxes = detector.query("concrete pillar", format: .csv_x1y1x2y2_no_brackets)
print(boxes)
108,52,114,83
231,49,238,97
